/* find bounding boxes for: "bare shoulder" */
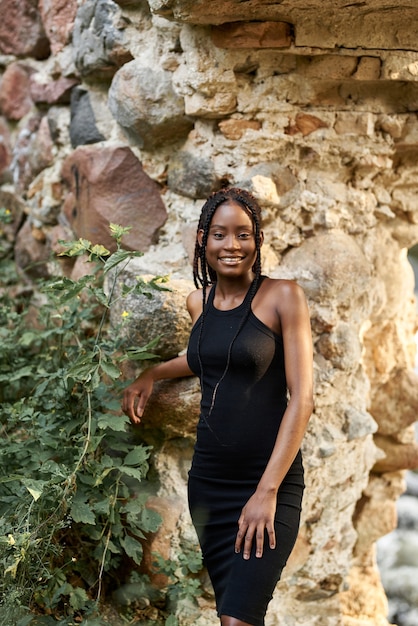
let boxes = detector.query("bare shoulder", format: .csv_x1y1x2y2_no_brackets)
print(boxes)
262,277,307,304
186,288,204,323
264,278,309,323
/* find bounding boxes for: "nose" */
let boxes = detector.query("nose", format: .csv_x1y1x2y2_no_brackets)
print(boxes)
224,234,240,250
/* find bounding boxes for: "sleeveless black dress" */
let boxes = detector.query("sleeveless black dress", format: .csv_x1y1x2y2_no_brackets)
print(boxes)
186,279,304,626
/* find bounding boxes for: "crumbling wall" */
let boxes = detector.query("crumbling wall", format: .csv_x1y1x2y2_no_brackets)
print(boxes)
1,1,418,624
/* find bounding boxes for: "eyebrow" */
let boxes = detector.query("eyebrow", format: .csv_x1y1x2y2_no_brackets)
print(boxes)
209,224,253,230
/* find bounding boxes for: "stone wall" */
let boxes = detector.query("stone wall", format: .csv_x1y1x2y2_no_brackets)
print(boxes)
1,1,418,624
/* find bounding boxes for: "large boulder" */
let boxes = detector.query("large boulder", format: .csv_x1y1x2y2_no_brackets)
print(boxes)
61,144,167,252
108,59,194,149
110,274,194,360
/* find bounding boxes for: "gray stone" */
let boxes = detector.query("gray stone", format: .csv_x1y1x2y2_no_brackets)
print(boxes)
72,0,133,78
344,408,378,442
110,274,193,360
167,151,218,198
108,60,193,149
69,87,106,147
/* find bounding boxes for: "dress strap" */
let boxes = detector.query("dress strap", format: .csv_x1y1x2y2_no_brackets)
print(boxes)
206,276,266,313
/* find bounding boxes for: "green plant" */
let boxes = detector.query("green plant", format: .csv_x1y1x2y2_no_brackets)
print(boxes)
153,549,203,608
0,224,176,624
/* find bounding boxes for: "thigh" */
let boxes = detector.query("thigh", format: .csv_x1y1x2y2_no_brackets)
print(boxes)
219,503,302,626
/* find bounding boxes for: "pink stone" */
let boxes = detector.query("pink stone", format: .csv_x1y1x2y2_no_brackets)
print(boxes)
0,63,34,121
285,113,328,137
0,117,12,175
0,0,50,59
39,0,78,55
61,145,167,253
30,76,79,105
218,118,261,140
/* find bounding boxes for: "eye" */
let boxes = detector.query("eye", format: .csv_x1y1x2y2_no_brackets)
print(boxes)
212,232,224,239
238,232,251,239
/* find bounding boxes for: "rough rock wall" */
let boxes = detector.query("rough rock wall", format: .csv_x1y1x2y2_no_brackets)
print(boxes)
1,1,418,625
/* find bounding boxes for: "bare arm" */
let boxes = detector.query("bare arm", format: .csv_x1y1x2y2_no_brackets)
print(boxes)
122,288,203,425
235,281,313,559
122,354,194,425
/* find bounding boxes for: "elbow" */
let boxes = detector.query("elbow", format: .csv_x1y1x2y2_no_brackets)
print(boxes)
301,395,314,422
289,390,314,423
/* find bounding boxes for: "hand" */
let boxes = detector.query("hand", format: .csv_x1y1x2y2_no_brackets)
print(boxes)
122,370,154,425
235,489,277,559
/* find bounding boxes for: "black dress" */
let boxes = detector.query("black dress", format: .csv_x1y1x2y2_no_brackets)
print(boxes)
186,279,304,626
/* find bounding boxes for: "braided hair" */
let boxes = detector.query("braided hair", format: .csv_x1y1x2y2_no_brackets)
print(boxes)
192,188,264,438
193,187,263,290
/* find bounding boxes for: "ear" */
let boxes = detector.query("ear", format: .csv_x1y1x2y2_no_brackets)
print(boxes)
259,230,264,246
197,229,204,247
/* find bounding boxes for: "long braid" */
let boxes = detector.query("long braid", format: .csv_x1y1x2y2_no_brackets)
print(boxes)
193,188,263,442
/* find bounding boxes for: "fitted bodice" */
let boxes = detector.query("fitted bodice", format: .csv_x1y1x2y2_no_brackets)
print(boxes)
187,279,288,479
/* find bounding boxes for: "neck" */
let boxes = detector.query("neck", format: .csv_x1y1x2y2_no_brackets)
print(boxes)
215,274,255,297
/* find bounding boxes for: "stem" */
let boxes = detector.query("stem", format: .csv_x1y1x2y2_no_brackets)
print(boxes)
96,479,120,603
73,389,93,476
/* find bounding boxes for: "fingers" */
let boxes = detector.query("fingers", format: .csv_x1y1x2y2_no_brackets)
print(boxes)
267,522,276,551
122,387,148,425
235,516,276,560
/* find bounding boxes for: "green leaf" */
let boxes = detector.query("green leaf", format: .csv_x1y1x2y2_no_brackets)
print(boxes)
119,466,146,482
6,366,34,382
97,414,127,432
70,500,96,525
100,360,121,379
22,478,47,501
16,617,34,626
120,534,143,565
125,350,159,361
90,244,110,258
166,615,178,626
138,507,161,533
58,238,91,257
93,467,114,486
124,446,150,467
93,498,110,515
103,249,140,274
69,585,89,610
18,331,39,346
120,494,147,513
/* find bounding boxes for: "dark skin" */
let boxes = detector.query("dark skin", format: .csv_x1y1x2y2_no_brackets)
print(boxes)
122,200,314,626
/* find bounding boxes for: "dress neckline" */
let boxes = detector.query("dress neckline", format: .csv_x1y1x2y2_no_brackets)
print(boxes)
207,277,264,314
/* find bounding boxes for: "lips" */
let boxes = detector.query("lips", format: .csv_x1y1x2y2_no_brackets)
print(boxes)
219,257,244,264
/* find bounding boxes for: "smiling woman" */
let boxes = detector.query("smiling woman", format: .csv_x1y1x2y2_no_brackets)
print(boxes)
122,187,314,626
197,200,263,307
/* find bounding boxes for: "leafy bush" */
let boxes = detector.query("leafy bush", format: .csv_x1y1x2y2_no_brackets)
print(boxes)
0,224,202,625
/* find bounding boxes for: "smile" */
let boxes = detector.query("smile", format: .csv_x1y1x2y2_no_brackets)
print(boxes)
219,257,244,264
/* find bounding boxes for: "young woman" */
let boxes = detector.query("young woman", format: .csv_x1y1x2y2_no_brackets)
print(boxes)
122,187,313,626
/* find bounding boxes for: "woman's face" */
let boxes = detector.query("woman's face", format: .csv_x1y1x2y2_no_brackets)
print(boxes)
198,200,261,279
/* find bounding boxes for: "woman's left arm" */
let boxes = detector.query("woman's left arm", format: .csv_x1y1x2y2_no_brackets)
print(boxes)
235,281,314,560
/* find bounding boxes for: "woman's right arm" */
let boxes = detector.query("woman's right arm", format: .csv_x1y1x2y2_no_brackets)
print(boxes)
122,354,194,425
122,287,203,425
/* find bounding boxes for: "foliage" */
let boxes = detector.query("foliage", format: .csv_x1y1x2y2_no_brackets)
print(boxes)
0,223,203,625
153,549,203,607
